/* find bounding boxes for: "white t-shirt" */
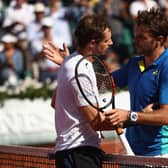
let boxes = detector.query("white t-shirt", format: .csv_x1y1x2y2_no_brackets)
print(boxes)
55,52,100,152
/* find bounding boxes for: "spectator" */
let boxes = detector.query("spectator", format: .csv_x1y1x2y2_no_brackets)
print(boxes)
26,2,47,79
46,0,72,49
65,0,93,43
2,0,35,78
117,0,134,60
62,0,75,6
31,17,59,82
2,0,35,35
46,0,66,19
89,0,100,8
27,2,46,42
51,18,72,49
0,34,24,86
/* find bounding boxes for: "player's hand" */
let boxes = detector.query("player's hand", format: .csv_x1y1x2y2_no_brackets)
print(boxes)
104,109,130,126
42,41,70,65
142,103,154,112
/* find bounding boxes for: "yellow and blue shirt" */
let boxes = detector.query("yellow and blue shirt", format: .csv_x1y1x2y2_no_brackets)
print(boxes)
112,49,168,156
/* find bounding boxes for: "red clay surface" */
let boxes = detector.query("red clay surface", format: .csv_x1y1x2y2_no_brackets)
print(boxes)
100,138,126,154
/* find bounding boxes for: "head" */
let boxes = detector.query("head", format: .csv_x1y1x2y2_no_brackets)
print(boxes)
34,2,45,22
133,8,168,56
48,0,61,8
74,14,113,56
42,17,53,36
15,0,26,8
1,34,17,50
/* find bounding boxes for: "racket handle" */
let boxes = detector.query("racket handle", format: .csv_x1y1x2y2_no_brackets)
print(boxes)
116,126,123,135
119,133,135,155
115,126,135,155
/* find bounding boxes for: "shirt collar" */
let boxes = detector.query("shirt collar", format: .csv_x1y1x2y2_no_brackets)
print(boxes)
137,48,168,72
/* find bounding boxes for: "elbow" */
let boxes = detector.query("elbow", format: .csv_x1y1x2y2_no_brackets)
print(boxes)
89,113,105,131
90,123,100,131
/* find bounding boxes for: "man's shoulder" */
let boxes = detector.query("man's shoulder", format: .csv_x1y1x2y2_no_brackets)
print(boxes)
158,49,168,67
61,52,82,73
64,52,82,65
127,55,143,64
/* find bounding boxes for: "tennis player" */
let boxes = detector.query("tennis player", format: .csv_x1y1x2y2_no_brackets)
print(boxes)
106,8,168,156
45,14,128,168
44,8,168,157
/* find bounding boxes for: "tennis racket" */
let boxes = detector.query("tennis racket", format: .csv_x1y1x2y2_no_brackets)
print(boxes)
75,55,134,155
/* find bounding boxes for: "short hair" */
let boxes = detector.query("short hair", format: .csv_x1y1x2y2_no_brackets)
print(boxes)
74,14,111,49
136,8,168,39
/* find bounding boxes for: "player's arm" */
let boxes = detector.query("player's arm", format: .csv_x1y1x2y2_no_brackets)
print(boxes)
79,105,116,131
105,104,168,127
132,104,168,125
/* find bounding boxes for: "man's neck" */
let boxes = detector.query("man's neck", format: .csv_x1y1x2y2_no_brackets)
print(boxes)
144,47,165,67
77,47,93,57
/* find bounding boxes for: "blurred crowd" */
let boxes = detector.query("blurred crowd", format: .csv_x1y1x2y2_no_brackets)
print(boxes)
0,0,168,88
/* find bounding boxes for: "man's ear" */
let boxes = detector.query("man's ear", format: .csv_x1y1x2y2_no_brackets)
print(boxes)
89,39,96,49
156,35,165,46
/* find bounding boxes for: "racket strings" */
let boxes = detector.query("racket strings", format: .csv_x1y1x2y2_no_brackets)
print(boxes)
93,59,114,108
96,73,113,93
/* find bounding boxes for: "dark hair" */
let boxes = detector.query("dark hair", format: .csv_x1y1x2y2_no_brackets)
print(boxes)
136,8,168,39
74,14,111,49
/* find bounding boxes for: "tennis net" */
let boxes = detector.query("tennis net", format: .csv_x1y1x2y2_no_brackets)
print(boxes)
1,145,168,168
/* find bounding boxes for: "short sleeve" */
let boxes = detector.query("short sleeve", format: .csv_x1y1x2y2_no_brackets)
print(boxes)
159,64,168,104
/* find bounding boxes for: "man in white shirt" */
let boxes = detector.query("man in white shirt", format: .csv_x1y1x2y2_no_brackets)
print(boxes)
26,2,46,43
44,14,120,168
